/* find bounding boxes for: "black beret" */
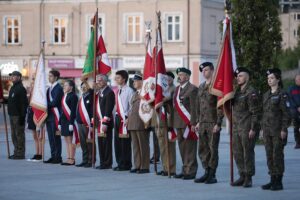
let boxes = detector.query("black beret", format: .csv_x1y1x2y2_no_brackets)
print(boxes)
234,67,250,77
199,62,214,72
266,68,281,77
166,71,175,79
176,67,191,76
133,73,143,81
9,71,22,77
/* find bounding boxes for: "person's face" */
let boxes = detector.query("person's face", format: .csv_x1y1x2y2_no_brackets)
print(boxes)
11,75,20,83
236,72,248,86
268,74,279,87
202,67,213,79
133,80,142,89
96,77,107,89
295,75,300,86
167,76,174,86
81,83,89,93
63,82,72,93
177,72,189,85
115,74,125,85
48,73,57,84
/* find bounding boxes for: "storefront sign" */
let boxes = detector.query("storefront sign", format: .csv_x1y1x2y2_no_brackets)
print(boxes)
0,60,22,75
48,59,75,68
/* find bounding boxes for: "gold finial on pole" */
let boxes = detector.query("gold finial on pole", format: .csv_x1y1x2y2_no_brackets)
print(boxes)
224,0,231,15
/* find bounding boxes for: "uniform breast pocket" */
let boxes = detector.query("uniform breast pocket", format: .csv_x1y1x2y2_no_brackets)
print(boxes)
270,96,280,106
236,95,247,110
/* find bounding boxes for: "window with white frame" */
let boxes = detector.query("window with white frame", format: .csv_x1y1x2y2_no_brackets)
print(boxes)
166,13,182,42
51,16,68,44
125,14,143,43
4,16,21,44
87,14,105,41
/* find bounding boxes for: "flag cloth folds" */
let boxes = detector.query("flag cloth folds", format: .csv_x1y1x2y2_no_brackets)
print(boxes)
97,34,112,75
209,16,237,117
139,29,155,124
30,51,48,127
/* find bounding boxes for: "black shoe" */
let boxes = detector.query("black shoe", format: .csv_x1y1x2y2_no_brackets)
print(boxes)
295,143,300,149
30,154,38,160
113,166,129,171
43,157,53,163
8,155,15,159
194,168,209,183
271,175,283,191
232,175,245,186
174,173,184,179
183,174,196,180
10,155,25,160
51,158,62,164
76,162,87,167
150,157,160,164
137,169,149,174
243,176,252,188
130,168,140,173
35,155,42,160
156,171,165,175
161,171,176,176
262,176,275,190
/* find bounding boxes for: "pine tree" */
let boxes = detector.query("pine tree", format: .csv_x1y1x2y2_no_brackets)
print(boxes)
231,0,282,93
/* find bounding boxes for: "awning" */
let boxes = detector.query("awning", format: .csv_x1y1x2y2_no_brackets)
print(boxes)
58,69,83,78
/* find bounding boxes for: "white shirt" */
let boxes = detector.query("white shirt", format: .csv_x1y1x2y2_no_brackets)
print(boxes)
117,84,134,117
180,81,188,89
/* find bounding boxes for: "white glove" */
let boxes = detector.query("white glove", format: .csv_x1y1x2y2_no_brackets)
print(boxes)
58,125,61,131
69,125,73,131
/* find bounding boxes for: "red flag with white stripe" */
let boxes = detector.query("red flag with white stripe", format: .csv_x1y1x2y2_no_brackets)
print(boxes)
30,51,48,127
97,33,112,75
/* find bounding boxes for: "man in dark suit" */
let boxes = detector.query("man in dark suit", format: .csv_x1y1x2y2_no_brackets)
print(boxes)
44,70,64,164
173,67,198,180
95,74,115,169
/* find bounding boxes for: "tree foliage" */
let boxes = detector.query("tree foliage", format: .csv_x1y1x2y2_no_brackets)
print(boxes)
231,0,282,93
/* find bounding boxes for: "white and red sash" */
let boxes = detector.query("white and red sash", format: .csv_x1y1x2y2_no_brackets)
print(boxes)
78,96,93,141
174,87,198,140
49,88,60,131
95,94,107,137
73,121,80,147
116,90,128,138
168,128,177,142
61,93,80,146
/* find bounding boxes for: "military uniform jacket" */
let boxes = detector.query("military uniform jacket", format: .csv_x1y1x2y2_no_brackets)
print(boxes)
98,86,115,127
196,82,223,125
173,82,198,129
262,88,291,136
232,84,260,133
151,84,175,128
127,91,145,131
7,81,28,117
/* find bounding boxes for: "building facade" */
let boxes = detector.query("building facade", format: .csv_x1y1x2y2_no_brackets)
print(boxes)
0,0,224,87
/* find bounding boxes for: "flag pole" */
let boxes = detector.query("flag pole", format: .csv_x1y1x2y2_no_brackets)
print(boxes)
91,9,98,168
0,70,10,158
41,40,46,162
224,0,234,185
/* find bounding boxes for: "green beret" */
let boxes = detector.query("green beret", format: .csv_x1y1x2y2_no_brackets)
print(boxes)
234,67,250,77
176,67,191,76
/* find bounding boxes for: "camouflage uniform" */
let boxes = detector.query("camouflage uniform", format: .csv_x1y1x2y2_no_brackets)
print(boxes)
232,83,260,179
262,88,291,177
195,82,224,182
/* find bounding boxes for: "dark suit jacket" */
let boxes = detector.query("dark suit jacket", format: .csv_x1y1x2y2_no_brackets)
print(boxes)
173,82,198,128
59,92,78,125
99,86,115,127
47,83,64,122
76,89,93,124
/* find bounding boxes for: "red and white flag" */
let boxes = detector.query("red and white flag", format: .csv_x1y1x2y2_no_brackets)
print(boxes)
139,29,155,124
209,16,237,118
30,51,48,127
97,33,112,75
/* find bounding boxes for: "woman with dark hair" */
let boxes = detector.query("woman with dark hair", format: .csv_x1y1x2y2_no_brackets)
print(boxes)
261,68,291,191
59,80,78,165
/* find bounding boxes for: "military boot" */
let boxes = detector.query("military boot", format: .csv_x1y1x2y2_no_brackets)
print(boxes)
194,168,209,183
231,174,245,186
205,168,217,184
271,175,283,191
243,175,252,188
261,176,275,190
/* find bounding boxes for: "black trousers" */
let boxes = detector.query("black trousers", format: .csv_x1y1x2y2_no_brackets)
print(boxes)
114,115,132,169
98,126,113,167
46,120,62,159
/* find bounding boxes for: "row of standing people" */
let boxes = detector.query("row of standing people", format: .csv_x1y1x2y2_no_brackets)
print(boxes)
5,64,292,191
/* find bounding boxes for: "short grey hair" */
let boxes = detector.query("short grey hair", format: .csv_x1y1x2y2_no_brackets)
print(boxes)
96,74,108,82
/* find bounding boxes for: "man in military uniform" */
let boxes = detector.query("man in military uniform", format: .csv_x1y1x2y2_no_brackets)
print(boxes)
194,62,224,184
173,68,198,180
5,71,28,159
128,73,150,174
154,71,176,176
232,67,260,188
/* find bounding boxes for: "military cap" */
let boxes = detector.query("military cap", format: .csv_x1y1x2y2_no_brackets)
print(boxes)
9,71,22,77
166,71,175,79
234,67,250,77
176,67,191,76
133,73,143,81
199,62,214,72
266,68,281,77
